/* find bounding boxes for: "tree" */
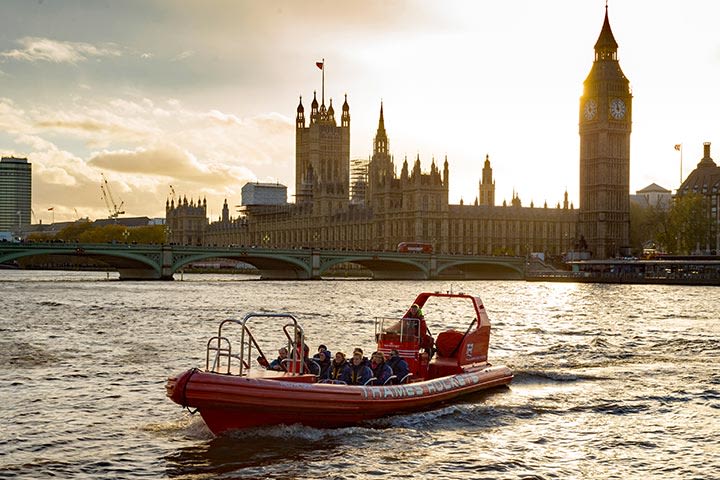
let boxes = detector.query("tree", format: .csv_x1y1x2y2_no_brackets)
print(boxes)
44,222,167,244
658,193,713,254
56,220,94,242
629,202,668,254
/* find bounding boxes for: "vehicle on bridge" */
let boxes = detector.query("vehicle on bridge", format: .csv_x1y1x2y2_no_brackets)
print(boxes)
397,241,433,254
165,292,513,433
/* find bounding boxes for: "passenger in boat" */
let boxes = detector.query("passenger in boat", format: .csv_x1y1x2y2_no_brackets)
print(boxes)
369,351,394,385
406,303,424,320
268,347,288,371
313,344,332,362
386,349,410,384
342,351,374,385
405,304,435,357
291,331,311,362
352,347,370,367
315,350,332,379
326,351,349,381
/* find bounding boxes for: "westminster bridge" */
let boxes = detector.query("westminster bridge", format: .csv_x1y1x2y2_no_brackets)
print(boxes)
0,243,526,281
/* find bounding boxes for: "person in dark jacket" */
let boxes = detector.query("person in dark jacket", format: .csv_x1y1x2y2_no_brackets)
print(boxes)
315,350,331,379
325,351,348,381
386,349,410,384
268,347,288,371
313,344,332,363
352,347,370,367
369,351,394,385
341,351,374,385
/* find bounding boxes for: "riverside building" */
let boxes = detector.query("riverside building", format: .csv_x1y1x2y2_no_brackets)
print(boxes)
167,8,632,259
0,156,31,233
676,142,720,252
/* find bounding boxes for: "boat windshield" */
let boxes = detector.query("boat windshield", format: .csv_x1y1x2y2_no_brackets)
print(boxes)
376,317,422,343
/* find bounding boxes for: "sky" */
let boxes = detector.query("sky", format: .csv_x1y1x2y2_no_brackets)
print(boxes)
1,0,719,224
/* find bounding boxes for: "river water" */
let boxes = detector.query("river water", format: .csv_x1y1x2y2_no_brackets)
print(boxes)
0,270,718,479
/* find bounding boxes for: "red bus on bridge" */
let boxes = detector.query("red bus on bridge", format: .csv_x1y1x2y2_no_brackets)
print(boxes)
397,242,433,254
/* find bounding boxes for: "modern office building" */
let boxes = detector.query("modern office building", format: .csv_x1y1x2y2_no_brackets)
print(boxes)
0,156,32,232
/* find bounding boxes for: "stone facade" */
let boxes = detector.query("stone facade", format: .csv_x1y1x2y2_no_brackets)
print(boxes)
578,7,632,259
677,142,720,251
165,196,207,246
175,99,576,256
167,10,637,258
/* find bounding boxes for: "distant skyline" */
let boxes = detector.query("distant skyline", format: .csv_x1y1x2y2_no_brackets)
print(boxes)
1,0,719,223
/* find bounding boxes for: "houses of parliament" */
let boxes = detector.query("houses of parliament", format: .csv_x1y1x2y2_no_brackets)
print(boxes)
167,8,631,260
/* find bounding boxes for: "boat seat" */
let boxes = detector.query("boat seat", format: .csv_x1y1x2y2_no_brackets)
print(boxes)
363,377,377,386
383,375,397,385
399,373,413,384
307,360,321,376
435,329,464,358
281,358,318,375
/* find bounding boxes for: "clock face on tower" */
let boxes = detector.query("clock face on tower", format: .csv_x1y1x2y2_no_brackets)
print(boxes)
584,99,597,120
610,98,626,120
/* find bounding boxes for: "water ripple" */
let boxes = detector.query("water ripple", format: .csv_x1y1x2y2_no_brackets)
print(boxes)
1,273,718,479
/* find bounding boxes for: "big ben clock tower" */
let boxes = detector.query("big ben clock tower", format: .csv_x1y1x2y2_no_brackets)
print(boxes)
578,6,632,259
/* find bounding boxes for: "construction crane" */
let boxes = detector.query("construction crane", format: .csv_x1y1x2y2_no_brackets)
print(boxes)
169,184,177,203
100,173,125,220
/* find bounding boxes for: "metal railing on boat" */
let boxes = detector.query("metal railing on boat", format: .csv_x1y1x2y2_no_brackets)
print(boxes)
206,312,311,377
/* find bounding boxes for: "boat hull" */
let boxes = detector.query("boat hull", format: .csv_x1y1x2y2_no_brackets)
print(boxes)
166,364,513,434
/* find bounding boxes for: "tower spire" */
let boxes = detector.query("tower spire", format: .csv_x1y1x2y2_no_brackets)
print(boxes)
373,101,388,155
378,101,385,133
594,4,618,60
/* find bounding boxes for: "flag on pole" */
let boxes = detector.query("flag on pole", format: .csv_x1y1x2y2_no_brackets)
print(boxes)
674,144,682,151
48,207,54,211
316,61,324,70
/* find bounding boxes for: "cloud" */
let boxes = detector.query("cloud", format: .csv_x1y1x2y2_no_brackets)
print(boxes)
0,37,121,64
33,106,161,147
204,110,243,126
3,92,296,221
0,98,33,134
87,143,254,186
172,50,195,62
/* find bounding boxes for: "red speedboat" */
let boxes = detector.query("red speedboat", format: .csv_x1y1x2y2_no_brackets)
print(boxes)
166,292,513,434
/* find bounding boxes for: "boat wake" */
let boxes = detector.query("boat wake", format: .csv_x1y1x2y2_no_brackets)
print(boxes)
145,414,213,440
510,369,608,383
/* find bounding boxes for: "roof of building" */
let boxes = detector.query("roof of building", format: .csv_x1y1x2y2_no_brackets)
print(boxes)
678,142,720,195
242,182,287,189
1,156,29,163
636,183,671,194
594,7,619,51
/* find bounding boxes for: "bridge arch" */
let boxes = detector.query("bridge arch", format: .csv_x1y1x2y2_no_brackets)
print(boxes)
319,255,430,280
436,258,524,279
172,251,312,279
0,245,163,278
